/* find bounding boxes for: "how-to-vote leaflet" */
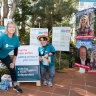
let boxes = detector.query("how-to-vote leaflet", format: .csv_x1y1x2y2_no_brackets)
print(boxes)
30,28,48,46
52,27,71,51
79,0,96,11
15,45,40,82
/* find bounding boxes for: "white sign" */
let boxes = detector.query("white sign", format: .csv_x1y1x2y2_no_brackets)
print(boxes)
52,27,71,51
15,45,39,65
4,18,12,26
30,28,48,46
79,0,96,10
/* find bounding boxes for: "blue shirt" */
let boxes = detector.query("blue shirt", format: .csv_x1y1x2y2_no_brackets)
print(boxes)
0,34,20,59
38,44,55,67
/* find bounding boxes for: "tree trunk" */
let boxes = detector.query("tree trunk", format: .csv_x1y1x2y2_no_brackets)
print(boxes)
9,0,16,19
2,0,9,25
0,5,1,26
32,15,35,27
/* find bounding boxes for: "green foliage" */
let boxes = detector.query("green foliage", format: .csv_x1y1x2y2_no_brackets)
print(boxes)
13,0,78,45
14,0,31,44
19,28,30,45
12,0,77,70
0,69,10,75
54,51,75,70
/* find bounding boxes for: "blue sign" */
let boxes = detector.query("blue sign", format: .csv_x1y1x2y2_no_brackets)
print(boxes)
76,39,92,49
16,65,40,81
0,26,5,36
79,0,96,2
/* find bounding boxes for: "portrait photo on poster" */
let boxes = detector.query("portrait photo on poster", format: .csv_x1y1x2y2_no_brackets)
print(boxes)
88,45,96,73
75,8,95,39
75,39,92,73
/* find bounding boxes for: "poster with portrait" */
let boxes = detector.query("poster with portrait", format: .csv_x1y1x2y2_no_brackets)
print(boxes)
75,39,92,71
75,7,95,39
79,0,96,11
88,44,96,73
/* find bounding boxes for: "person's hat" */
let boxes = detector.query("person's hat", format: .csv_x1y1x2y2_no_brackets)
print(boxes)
37,34,50,41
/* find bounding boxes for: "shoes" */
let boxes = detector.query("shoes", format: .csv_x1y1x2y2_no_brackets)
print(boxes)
13,85,23,93
43,81,47,86
48,82,53,87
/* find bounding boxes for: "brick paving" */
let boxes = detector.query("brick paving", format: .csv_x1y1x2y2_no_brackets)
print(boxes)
0,68,96,96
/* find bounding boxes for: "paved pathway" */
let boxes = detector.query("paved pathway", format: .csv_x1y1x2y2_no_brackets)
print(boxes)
0,68,96,96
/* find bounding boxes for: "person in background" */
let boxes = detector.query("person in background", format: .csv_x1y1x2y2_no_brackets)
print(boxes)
0,22,22,93
76,15,93,36
37,34,55,87
75,46,90,73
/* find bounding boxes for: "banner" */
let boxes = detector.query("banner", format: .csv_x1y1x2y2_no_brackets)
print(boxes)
15,45,40,82
74,63,90,70
79,0,96,10
30,28,48,46
52,27,71,51
75,8,95,39
76,39,92,49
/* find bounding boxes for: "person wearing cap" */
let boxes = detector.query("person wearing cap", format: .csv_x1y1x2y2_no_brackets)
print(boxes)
37,34,55,87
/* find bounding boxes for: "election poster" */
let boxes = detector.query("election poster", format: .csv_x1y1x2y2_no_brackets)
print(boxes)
75,7,95,39
76,39,92,59
88,44,96,73
75,39,92,73
52,27,71,51
30,28,48,46
79,0,96,11
15,45,40,82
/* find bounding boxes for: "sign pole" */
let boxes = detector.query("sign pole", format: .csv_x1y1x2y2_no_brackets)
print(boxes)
39,23,40,28
59,51,61,70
